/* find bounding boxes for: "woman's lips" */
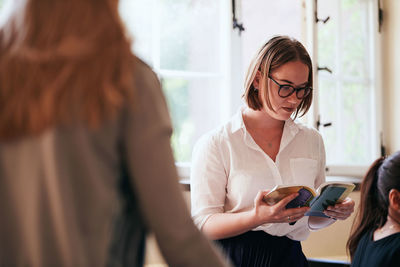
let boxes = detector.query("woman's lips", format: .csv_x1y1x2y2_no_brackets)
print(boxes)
282,107,295,112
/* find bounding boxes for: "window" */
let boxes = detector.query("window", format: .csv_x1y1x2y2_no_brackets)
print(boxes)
241,0,304,71
119,0,232,166
0,0,7,23
307,0,382,177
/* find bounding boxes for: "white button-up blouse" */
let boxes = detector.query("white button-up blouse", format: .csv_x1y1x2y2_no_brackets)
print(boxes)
190,107,326,241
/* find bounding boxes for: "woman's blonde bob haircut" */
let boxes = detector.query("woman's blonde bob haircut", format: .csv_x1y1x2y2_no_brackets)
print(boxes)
243,35,313,119
0,0,135,140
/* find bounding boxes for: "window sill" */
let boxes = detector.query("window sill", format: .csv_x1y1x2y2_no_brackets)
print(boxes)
177,162,363,191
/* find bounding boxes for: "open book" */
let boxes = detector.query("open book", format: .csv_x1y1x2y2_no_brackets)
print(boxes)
263,182,356,218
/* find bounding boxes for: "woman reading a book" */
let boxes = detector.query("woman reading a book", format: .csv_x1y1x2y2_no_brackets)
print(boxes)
191,35,355,266
347,151,400,266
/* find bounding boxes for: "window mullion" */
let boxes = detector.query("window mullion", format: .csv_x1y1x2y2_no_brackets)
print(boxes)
336,0,343,163
305,0,319,130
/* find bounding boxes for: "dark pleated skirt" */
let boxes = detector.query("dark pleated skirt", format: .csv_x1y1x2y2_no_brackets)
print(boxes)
215,231,308,267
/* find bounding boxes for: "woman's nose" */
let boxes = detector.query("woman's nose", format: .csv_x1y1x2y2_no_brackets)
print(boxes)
287,92,300,104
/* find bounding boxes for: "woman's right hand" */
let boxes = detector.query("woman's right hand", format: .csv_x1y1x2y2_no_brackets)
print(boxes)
252,190,310,225
201,190,311,240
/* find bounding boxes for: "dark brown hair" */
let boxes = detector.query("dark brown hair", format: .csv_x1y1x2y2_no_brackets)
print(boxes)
0,0,135,140
242,35,313,119
347,151,400,259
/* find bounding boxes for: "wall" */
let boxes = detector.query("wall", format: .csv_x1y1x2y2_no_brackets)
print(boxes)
382,0,400,154
302,191,360,262
241,0,303,71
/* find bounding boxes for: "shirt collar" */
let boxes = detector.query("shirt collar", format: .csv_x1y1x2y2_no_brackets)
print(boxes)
231,106,246,133
231,106,301,152
279,118,300,153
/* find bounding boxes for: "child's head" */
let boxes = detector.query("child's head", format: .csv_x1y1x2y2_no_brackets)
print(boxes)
358,151,400,226
347,151,400,258
375,151,400,213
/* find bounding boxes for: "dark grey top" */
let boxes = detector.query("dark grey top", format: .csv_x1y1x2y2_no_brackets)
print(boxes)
0,59,228,267
351,231,400,267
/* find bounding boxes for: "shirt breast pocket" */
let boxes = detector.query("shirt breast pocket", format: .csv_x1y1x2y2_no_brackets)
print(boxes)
290,158,318,186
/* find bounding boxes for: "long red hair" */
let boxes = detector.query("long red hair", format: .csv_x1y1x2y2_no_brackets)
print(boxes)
0,0,135,140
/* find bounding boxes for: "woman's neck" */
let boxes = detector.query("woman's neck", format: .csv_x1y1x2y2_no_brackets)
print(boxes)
374,214,400,241
242,107,285,162
243,107,285,131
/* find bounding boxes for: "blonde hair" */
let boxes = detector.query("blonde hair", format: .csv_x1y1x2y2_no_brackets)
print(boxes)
242,35,313,119
0,0,135,140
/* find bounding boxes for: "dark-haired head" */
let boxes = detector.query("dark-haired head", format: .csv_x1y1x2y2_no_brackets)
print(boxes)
377,151,400,203
347,151,400,259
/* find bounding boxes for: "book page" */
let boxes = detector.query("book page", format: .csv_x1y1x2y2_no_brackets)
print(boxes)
286,188,315,208
263,185,316,208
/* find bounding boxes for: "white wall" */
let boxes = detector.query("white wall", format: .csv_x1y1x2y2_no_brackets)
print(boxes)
241,0,303,71
382,0,400,154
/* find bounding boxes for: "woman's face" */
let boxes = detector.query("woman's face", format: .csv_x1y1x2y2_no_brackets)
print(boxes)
256,60,309,121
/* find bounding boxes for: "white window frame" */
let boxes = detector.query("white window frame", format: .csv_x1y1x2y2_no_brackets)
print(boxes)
305,0,383,178
119,0,243,182
177,0,244,181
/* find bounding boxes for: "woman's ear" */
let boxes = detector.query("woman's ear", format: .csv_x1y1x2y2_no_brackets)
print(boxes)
389,189,400,210
252,71,262,90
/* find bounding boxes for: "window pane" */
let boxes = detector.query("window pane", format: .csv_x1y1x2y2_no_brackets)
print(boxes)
162,77,223,162
318,0,375,166
341,1,368,78
341,82,371,164
318,1,337,73
318,79,338,165
119,0,227,163
159,0,221,72
119,0,221,72
320,81,372,165
119,0,154,64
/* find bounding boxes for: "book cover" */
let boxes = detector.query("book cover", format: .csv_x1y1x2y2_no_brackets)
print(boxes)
263,182,355,218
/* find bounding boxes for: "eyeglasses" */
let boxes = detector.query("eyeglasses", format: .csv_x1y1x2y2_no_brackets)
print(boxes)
268,76,312,99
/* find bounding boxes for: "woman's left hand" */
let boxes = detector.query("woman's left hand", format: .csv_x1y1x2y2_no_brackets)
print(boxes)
324,197,355,220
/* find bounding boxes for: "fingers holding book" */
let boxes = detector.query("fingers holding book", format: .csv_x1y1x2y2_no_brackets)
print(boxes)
253,190,309,225
272,192,310,223
323,197,355,220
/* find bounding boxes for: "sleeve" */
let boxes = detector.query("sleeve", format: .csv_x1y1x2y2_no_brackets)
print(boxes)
190,132,228,230
122,61,228,267
314,131,326,189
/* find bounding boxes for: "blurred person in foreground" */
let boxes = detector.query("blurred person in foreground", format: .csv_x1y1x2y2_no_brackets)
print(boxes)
0,0,229,266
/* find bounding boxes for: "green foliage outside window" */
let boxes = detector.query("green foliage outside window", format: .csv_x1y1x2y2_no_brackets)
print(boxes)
162,78,193,162
318,0,372,165
158,0,193,162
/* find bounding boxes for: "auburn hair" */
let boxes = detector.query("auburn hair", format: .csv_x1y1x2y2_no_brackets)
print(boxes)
242,35,313,119
0,0,135,140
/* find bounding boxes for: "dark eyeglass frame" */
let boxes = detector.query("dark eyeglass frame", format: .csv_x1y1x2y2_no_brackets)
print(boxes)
268,76,312,99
